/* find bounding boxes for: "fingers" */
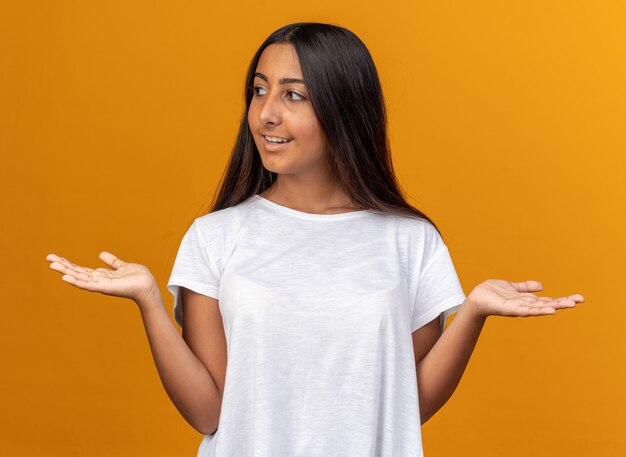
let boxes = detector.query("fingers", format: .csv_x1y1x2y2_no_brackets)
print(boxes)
523,306,556,315
515,295,579,317
512,280,544,292
59,272,102,292
47,253,113,293
511,280,585,307
538,295,583,307
99,251,126,270
48,258,94,282
46,254,93,273
46,252,127,294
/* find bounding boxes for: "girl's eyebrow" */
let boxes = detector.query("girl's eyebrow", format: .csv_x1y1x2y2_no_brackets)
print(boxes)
254,72,306,85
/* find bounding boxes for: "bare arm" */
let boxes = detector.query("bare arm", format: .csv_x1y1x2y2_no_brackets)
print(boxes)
46,252,223,434
137,291,223,434
415,279,583,424
415,299,485,424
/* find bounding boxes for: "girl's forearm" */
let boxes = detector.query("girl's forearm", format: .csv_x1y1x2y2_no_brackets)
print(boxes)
416,299,486,424
137,294,222,434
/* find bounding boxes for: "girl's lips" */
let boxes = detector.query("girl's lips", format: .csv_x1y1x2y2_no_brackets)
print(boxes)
263,136,293,151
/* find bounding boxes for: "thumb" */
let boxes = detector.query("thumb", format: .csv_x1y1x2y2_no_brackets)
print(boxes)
99,251,127,270
512,280,543,292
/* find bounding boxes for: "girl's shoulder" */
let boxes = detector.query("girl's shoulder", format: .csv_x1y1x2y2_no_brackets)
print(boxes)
193,196,259,241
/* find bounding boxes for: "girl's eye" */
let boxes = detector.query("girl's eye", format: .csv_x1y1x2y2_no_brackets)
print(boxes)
286,90,305,101
252,86,305,101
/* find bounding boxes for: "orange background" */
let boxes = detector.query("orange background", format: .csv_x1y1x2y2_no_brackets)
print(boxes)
2,1,624,456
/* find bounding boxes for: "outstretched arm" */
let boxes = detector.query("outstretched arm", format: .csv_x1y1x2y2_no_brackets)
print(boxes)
417,279,584,424
416,299,485,424
46,252,222,434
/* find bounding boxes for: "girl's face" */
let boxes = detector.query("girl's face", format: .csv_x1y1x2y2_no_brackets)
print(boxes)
248,43,330,178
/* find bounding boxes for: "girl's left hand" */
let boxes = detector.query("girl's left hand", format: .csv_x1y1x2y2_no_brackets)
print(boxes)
466,279,585,319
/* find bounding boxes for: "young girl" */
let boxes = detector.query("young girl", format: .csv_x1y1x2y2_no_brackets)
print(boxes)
46,22,584,457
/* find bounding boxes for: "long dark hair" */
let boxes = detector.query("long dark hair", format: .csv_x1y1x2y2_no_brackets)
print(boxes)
201,22,444,238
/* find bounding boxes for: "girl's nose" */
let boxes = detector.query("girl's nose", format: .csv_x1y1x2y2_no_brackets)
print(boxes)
258,93,282,126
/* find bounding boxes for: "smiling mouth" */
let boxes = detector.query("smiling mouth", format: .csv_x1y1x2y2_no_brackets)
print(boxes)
263,135,293,144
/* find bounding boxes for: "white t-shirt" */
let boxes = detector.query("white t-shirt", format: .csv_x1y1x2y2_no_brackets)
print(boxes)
167,194,466,457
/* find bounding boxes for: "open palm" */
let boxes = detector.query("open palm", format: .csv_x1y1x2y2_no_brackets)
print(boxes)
467,279,585,318
46,251,158,305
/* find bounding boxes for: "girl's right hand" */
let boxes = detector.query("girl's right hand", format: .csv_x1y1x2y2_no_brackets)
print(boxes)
46,251,161,311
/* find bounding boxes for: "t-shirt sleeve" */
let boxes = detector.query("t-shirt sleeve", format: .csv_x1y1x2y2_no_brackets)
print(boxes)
411,224,466,334
167,219,221,327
